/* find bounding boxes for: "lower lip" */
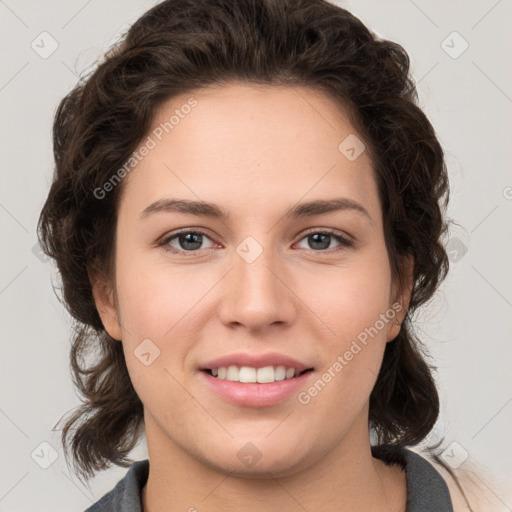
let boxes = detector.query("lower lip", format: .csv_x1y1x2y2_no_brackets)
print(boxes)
200,370,313,408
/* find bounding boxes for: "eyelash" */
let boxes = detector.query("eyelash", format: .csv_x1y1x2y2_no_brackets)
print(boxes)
157,228,354,255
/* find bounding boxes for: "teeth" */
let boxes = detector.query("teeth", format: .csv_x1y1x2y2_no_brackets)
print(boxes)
239,366,256,383
226,365,239,381
274,366,286,381
257,366,274,383
210,365,300,383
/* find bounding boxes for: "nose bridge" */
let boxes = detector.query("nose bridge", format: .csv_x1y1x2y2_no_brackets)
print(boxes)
217,233,296,329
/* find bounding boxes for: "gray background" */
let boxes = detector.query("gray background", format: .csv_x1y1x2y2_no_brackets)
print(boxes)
1,0,511,510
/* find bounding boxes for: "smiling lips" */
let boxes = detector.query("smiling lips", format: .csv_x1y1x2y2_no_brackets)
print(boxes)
200,352,314,407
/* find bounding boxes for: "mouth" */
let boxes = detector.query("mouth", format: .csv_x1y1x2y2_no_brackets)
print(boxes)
202,365,314,383
200,368,314,407
199,354,315,407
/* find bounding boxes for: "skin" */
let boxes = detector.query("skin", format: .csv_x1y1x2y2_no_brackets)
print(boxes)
92,82,414,512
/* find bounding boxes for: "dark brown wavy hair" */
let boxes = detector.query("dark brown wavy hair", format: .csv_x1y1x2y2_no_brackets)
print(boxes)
38,0,464,496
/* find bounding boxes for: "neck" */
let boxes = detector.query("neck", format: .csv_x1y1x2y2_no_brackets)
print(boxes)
141,412,406,512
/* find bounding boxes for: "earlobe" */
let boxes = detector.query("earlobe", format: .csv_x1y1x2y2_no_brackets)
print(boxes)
387,254,414,342
386,306,402,343
90,270,122,341
400,253,415,313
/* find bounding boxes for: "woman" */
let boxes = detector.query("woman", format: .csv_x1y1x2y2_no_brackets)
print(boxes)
38,0,480,510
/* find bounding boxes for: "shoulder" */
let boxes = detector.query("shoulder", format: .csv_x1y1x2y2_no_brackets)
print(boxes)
373,443,454,510
400,446,454,510
406,446,507,512
83,460,149,512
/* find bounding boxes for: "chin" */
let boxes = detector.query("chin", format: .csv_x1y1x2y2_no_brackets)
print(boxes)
192,435,315,479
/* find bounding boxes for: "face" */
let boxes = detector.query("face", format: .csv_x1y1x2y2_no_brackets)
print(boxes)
93,82,411,477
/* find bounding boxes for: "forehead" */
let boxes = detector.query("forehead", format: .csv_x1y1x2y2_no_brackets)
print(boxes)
120,82,381,225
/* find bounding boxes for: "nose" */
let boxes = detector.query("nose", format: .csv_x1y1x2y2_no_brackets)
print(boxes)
216,241,297,333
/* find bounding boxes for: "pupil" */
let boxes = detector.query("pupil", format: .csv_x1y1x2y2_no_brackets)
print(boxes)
180,233,202,250
310,233,330,250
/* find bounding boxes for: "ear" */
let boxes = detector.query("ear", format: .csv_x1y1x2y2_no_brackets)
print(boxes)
89,268,123,341
386,253,414,342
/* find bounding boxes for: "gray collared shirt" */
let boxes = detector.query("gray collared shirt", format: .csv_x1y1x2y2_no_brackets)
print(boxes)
84,446,454,511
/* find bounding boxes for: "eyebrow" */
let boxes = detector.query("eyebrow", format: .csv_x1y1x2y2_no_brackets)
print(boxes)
140,197,372,222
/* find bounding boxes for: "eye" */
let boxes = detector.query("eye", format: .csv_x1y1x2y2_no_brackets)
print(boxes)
158,228,354,255
159,229,216,254
295,229,354,252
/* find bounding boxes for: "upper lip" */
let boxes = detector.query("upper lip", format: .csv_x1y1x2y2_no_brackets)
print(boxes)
201,352,313,372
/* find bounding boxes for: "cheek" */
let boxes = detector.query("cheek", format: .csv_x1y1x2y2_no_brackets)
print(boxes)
115,254,196,338
311,249,393,342
114,253,215,394
299,292,392,424
304,247,393,397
